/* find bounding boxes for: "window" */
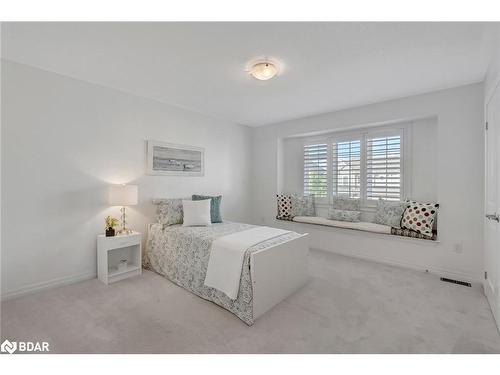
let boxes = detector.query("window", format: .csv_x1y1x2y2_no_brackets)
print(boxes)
366,135,402,201
303,126,405,205
303,143,328,197
332,140,361,198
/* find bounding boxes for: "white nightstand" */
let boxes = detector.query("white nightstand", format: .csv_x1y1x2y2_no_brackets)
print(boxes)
97,232,142,284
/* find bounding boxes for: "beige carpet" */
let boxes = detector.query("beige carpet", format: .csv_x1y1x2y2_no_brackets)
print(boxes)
2,250,500,353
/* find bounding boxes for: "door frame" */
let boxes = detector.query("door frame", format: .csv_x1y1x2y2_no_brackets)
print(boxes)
484,78,500,330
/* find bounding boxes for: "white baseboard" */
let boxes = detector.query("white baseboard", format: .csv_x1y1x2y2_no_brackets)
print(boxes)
315,246,482,284
1,271,96,301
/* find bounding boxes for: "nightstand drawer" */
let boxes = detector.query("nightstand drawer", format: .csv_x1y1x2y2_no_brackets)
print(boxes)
98,233,141,251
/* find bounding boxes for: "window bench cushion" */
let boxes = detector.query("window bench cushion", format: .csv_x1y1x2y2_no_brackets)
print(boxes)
285,216,437,241
291,216,392,234
391,227,437,241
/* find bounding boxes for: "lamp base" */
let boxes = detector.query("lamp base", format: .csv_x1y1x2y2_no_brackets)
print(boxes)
117,228,133,235
118,206,133,235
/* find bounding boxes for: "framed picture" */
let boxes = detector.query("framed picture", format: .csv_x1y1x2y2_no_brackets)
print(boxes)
147,141,204,176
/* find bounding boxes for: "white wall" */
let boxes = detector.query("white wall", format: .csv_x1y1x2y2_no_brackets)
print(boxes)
485,25,500,102
1,61,252,298
250,83,485,282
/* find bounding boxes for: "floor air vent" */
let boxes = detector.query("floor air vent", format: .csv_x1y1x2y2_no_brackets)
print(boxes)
440,277,471,287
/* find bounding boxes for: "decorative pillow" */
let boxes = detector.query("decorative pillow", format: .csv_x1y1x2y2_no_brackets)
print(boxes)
182,199,212,227
291,194,315,217
192,194,222,223
331,196,361,211
276,194,293,220
401,200,439,238
374,198,406,228
328,208,361,222
156,198,185,226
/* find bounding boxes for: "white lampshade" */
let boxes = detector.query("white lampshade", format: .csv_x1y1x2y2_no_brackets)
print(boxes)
108,185,138,206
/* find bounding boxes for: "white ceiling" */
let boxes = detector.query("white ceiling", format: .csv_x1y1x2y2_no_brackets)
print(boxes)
1,22,493,126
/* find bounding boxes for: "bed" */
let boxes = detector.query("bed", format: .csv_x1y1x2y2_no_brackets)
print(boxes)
145,221,309,325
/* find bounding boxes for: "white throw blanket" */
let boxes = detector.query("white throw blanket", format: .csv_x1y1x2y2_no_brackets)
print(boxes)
204,226,291,300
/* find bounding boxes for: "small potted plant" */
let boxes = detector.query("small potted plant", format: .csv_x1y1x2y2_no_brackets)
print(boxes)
105,216,119,237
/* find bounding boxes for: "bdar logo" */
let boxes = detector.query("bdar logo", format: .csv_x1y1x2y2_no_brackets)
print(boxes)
0,339,49,353
1,339,17,354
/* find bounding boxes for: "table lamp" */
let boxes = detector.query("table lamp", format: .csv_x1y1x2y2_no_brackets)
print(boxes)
108,184,138,235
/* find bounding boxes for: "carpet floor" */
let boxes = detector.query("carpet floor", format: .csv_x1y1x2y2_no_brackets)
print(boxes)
2,250,500,353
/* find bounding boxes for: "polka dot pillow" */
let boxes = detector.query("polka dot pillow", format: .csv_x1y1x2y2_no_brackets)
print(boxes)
401,200,439,238
276,194,293,220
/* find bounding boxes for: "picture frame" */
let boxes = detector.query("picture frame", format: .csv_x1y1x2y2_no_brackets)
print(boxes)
147,140,204,176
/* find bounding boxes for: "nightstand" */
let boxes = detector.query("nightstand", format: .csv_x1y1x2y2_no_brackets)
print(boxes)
97,232,142,284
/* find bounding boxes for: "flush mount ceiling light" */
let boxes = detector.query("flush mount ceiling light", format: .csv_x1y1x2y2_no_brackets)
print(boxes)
248,60,279,81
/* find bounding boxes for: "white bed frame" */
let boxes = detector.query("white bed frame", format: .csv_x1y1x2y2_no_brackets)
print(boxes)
250,233,309,319
147,224,309,321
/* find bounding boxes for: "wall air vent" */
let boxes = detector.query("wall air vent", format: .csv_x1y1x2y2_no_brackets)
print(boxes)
440,277,471,287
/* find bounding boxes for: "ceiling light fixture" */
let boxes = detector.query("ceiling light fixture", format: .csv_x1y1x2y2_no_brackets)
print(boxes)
248,60,279,81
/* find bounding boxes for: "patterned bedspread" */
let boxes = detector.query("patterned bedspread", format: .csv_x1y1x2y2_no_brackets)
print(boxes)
144,221,300,325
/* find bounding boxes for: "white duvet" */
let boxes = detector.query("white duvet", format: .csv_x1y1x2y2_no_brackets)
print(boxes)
204,226,291,299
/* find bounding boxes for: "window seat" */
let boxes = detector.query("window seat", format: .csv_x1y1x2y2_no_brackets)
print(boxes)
280,216,437,241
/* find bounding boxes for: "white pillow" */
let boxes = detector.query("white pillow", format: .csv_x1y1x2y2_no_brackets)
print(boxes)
182,199,212,227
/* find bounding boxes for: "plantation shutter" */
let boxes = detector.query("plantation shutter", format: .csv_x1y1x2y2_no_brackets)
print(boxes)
303,143,328,197
366,134,402,201
332,140,361,198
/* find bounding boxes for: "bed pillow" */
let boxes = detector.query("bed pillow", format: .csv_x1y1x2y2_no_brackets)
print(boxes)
373,198,406,228
328,208,361,222
276,194,293,220
401,200,439,238
290,194,315,217
192,194,222,223
182,199,212,227
156,198,185,226
331,196,361,211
